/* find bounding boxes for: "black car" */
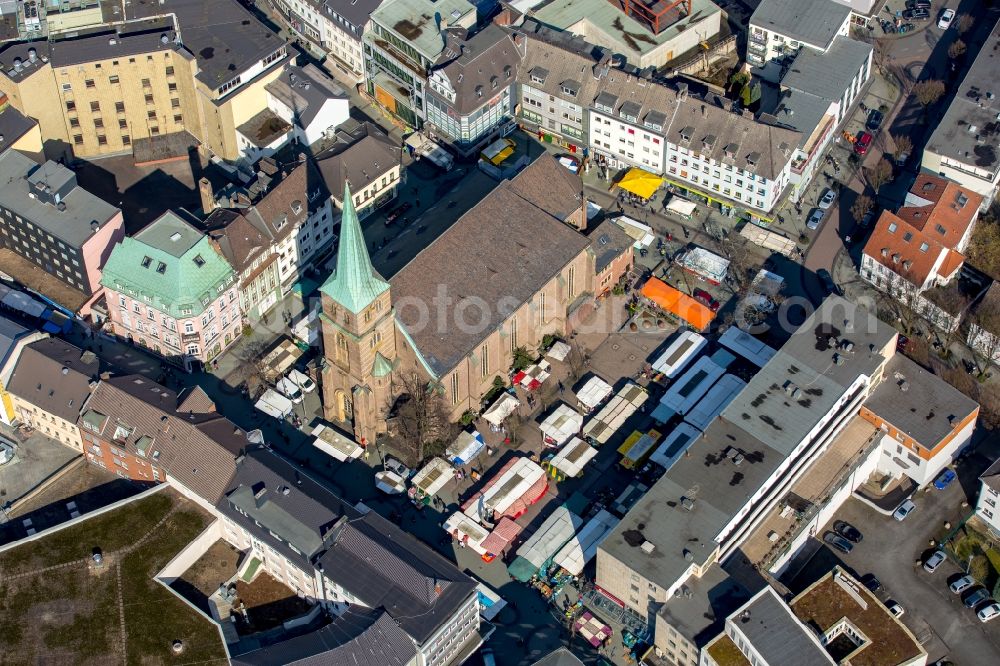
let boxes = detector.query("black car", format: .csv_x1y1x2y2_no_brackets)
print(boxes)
906,0,931,8
866,109,884,133
834,520,863,543
860,573,882,593
817,269,838,296
903,8,930,21
823,531,853,554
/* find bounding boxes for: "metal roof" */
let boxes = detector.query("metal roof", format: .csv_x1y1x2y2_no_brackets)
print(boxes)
750,0,851,49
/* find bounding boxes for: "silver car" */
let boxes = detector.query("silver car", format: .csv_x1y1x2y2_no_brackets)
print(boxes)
806,208,825,230
819,188,837,210
951,575,976,594
893,499,916,521
924,549,946,573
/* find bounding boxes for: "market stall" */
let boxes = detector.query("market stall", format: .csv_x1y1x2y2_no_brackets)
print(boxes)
513,359,551,390
479,517,522,561
575,376,613,413
375,470,406,494
444,511,491,558
547,437,598,478
410,456,454,501
617,167,663,199
651,330,707,379
546,340,572,362
640,277,716,332
618,429,662,470
461,457,548,522
482,393,519,426
574,611,613,648
582,382,648,445
509,505,583,582
614,215,655,248
665,196,698,220
553,510,620,576
540,403,584,448
311,423,363,462
476,583,508,622
677,247,730,285
447,430,486,466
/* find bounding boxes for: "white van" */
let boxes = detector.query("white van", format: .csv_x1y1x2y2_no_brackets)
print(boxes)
287,368,316,393
275,377,303,403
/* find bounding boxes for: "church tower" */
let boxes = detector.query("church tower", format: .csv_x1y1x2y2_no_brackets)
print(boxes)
319,183,397,446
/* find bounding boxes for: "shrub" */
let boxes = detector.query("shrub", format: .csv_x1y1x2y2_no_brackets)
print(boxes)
970,554,990,582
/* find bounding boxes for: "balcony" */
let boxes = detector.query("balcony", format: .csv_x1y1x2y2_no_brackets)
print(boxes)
748,40,766,54
181,332,200,343
747,53,765,66
750,32,766,45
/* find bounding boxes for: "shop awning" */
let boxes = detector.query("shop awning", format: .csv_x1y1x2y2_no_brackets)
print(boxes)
483,393,519,426
549,437,598,478
666,197,698,218
617,167,663,199
640,277,716,331
540,403,584,447
546,340,572,361
575,376,613,411
412,456,454,497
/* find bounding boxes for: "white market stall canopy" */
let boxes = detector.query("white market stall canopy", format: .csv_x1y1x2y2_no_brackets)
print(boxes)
549,437,598,478
657,355,727,416
678,247,730,284
515,505,583,569
651,330,707,379
718,326,777,368
411,457,454,497
375,470,406,494
447,430,486,466
515,360,551,390
463,457,548,520
665,197,698,219
582,382,648,444
482,393,520,426
614,216,655,248
540,403,584,447
740,223,797,257
575,376,613,412
546,340,572,362
444,511,491,556
553,510,620,576
311,424,363,462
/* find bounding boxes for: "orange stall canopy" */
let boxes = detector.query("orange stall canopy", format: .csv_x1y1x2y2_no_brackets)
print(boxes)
640,277,716,331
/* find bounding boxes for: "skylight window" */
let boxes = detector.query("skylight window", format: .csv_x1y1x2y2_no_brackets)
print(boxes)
141,256,152,268
193,254,206,267
156,262,167,274
888,222,897,233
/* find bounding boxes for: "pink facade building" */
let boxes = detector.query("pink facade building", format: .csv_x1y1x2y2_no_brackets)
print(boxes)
101,211,241,371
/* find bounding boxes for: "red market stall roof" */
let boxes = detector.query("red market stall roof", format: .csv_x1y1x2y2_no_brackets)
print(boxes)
640,277,716,331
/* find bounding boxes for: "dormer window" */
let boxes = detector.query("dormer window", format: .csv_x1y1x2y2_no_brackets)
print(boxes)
529,67,548,85
156,262,167,274
113,423,133,442
702,134,717,151
746,151,760,169
724,143,738,160
504,65,512,79
888,222,898,233
679,126,694,143
560,79,580,97
643,110,665,132
192,254,206,267
490,76,498,90
141,256,152,268
619,101,641,123
475,85,483,98
594,92,617,114
291,200,303,215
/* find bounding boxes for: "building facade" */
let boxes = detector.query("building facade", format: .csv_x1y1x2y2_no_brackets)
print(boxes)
976,460,1000,535
0,150,124,312
316,123,402,221
748,0,852,81
4,337,99,451
100,211,241,370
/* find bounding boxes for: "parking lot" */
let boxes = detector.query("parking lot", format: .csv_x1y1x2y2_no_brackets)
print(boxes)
785,483,1000,664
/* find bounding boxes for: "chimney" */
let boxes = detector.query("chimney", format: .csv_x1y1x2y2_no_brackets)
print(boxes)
199,178,215,213
493,7,513,26
513,32,524,48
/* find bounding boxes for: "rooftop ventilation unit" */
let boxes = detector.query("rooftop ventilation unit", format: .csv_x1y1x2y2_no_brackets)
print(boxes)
640,541,656,554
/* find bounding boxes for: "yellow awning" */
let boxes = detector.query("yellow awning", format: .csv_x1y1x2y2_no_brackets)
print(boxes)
617,168,663,199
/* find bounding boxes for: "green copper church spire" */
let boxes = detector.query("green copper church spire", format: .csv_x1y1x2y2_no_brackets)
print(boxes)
320,182,390,313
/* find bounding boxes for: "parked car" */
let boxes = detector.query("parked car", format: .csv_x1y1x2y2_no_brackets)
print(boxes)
906,0,931,7
950,575,976,594
861,573,882,593
893,499,916,521
860,209,876,227
817,269,838,296
854,131,873,156
287,368,316,393
807,208,825,230
866,109,884,133
887,600,905,617
938,7,955,29
924,549,947,573
819,188,837,210
275,376,303,404
933,468,957,490
693,288,721,311
384,456,414,479
963,587,991,608
897,334,910,351
903,8,930,21
978,602,1000,623
834,520,863,543
823,531,854,554
385,201,412,225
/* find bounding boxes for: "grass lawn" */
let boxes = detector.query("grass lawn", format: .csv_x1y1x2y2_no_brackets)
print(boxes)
0,489,228,666
946,522,1000,592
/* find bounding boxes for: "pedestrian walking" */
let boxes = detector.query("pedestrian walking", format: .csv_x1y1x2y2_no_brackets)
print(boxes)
558,381,564,394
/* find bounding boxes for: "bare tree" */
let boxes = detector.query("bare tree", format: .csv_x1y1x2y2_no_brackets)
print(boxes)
966,214,1000,280
872,38,895,74
864,158,894,195
232,338,275,397
913,80,946,109
948,39,967,60
718,234,758,297
851,195,874,224
955,13,974,35
968,292,1000,376
891,134,913,163
386,371,456,466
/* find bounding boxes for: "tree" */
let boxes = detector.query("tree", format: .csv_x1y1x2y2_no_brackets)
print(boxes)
913,80,946,109
718,233,757,297
956,13,974,35
891,134,913,163
511,346,534,373
864,158,894,195
966,212,1000,280
872,38,895,74
851,195,874,224
231,338,275,397
948,39,967,60
386,371,455,466
968,289,1000,376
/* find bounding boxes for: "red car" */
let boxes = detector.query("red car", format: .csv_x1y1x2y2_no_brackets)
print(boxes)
854,131,873,156
693,288,721,311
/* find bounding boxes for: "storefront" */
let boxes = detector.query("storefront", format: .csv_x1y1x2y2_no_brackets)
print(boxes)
661,176,774,225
